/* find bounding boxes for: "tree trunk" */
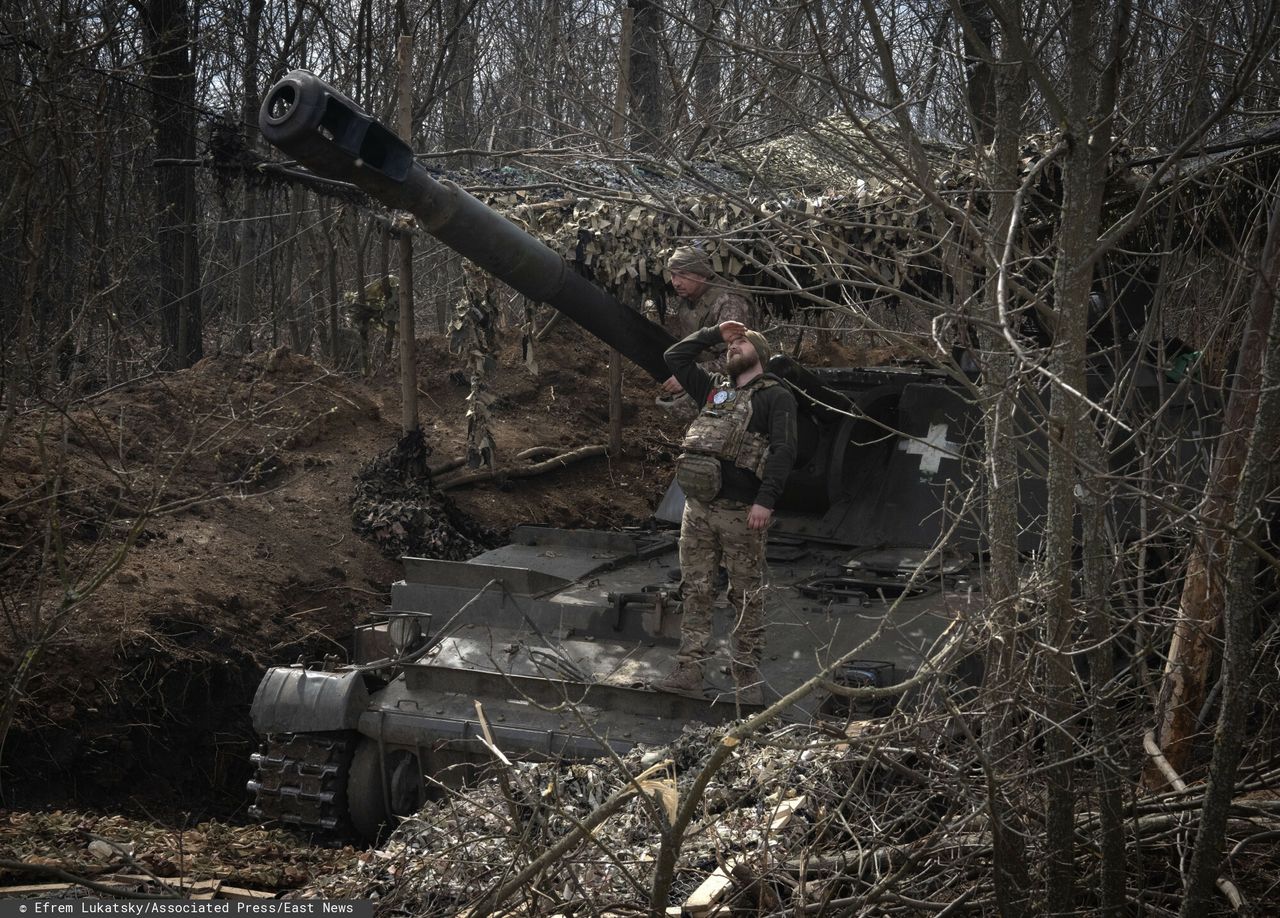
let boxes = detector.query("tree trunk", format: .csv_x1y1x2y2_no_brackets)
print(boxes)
628,0,664,154
397,31,419,436
442,0,476,166
1080,426,1127,915
281,185,305,352
233,0,265,354
142,0,202,369
1041,0,1118,908
1179,190,1280,918
959,0,996,145
317,199,342,365
691,0,720,127
1151,192,1280,780
972,5,1030,913
350,208,370,375
379,221,393,364
607,7,633,459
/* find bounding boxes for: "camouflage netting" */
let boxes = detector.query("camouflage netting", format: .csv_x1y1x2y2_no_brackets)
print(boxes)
351,430,495,561
450,262,501,471
440,117,1276,337
394,120,1274,479
457,121,1100,316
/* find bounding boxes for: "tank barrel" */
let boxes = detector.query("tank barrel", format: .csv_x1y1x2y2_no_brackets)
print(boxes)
259,70,675,382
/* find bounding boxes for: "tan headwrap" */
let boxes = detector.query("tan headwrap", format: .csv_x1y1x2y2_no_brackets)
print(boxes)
667,245,714,278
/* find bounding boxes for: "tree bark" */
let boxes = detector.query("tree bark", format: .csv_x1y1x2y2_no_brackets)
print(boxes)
318,199,342,364
442,0,476,166
1151,189,1280,781
691,0,720,127
1041,0,1122,908
349,208,370,375
628,0,664,154
1080,426,1127,915
142,0,202,368
959,1,996,145
1179,196,1280,918
397,31,420,436
607,7,633,459
281,185,305,352
971,3,1030,912
233,0,265,354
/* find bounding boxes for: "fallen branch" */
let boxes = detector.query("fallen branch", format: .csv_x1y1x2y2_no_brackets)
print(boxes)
515,445,562,462
1142,730,1246,911
428,455,467,477
436,445,606,490
0,859,177,900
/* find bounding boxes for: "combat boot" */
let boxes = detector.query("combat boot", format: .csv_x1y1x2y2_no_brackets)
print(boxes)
656,661,704,697
733,665,765,706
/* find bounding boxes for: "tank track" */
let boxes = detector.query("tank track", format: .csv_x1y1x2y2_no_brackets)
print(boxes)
247,731,354,832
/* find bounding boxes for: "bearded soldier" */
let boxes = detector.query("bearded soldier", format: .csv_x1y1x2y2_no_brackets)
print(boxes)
657,320,797,705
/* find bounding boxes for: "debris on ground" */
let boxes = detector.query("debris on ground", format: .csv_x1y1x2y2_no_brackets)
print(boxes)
311,719,923,914
300,708,1280,916
0,810,361,895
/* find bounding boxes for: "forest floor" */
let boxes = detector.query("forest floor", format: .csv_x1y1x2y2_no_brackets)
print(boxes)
0,319,872,896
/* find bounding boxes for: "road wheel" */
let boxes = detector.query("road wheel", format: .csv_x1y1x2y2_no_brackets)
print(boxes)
347,739,425,841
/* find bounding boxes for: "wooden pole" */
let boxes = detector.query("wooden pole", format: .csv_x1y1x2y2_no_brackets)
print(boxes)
606,7,634,459
396,32,420,435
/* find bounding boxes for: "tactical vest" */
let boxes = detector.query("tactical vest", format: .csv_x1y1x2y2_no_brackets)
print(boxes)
675,375,778,502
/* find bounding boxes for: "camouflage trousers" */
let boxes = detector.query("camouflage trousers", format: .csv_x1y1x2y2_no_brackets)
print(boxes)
676,496,767,672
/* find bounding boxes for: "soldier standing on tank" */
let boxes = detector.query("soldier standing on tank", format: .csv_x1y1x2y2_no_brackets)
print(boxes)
659,245,759,400
656,320,797,705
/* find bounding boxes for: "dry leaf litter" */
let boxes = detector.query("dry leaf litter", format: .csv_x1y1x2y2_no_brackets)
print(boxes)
310,718,962,914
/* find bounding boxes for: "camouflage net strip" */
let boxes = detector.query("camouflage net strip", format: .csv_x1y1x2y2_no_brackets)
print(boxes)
350,429,494,561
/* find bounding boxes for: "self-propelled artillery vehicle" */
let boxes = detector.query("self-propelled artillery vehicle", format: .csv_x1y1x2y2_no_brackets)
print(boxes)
245,71,1215,838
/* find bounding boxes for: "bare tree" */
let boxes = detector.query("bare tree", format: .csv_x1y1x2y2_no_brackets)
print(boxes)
142,0,204,368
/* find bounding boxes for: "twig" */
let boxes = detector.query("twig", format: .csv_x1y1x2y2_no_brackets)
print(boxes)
78,831,183,898
535,312,565,341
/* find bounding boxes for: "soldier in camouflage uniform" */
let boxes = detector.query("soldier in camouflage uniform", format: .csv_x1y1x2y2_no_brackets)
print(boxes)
659,245,760,402
656,320,797,705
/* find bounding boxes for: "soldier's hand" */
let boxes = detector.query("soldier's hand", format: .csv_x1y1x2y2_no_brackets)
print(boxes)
719,320,747,343
661,375,685,395
747,504,773,530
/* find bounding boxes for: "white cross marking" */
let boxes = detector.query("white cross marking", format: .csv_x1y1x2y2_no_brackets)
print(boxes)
897,423,960,475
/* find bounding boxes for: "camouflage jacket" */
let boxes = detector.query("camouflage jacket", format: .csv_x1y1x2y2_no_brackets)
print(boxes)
671,284,757,339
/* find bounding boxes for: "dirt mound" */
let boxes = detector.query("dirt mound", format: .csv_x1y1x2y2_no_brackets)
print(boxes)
1,348,405,814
